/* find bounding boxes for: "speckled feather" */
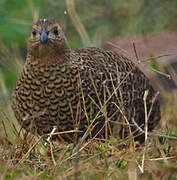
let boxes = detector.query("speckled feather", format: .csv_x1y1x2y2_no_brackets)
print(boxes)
12,19,161,142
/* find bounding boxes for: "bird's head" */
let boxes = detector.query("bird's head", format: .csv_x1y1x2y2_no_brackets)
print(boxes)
28,19,70,63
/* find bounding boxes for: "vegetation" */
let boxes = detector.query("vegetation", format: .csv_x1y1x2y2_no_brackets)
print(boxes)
0,0,177,179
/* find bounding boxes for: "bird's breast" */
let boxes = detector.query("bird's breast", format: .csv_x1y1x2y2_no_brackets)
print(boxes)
13,63,79,128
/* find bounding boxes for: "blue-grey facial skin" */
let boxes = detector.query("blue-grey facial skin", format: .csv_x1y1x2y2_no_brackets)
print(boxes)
40,29,49,44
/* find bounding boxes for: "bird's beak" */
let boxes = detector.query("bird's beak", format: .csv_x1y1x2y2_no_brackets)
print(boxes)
40,29,48,44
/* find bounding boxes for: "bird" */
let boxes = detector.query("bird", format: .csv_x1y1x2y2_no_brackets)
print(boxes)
12,19,161,143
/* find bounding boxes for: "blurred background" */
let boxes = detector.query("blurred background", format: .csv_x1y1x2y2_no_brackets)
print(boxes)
0,0,177,94
0,0,176,133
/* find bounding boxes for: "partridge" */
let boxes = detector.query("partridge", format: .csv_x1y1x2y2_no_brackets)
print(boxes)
12,19,161,142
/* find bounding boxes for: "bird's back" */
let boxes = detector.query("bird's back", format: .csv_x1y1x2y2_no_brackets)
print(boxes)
71,47,161,140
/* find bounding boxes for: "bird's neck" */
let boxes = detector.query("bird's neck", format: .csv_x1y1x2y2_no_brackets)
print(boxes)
27,43,71,66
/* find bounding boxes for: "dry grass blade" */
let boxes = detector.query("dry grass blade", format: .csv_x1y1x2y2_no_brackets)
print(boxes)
147,91,159,120
27,0,39,22
1,118,8,138
137,90,149,174
18,136,43,164
65,149,108,173
0,70,9,102
148,156,177,161
65,0,91,46
142,53,173,62
143,90,149,144
107,41,174,83
107,42,133,59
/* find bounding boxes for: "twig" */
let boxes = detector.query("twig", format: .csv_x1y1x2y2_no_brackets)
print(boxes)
46,126,57,144
45,126,57,167
149,133,177,140
143,90,149,144
148,156,177,161
137,90,149,174
131,117,144,134
50,141,56,166
23,109,47,121
133,41,140,63
142,54,172,63
107,41,172,63
131,117,177,140
48,129,82,136
107,41,173,80
147,91,159,120
112,102,133,141
150,67,171,80
107,42,132,58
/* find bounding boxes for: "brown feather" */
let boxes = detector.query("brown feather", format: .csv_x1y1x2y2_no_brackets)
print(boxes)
12,19,161,142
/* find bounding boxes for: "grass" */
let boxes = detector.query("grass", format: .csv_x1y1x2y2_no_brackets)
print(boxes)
0,41,177,180
0,122,176,179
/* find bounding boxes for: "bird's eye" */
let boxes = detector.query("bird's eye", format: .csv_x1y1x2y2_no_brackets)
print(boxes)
32,30,36,36
53,27,58,35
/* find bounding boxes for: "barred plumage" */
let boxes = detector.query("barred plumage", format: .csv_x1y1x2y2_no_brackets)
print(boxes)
12,19,161,142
